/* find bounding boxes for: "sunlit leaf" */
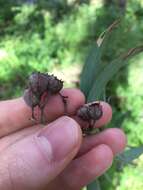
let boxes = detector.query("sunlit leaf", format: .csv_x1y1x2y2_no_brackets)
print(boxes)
96,19,120,47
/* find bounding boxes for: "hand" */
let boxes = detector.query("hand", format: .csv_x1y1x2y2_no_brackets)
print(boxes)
0,88,126,190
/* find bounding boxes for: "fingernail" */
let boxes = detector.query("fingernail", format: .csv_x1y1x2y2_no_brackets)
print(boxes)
38,116,80,161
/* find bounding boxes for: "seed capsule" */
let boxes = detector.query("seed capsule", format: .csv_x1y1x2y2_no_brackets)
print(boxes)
23,72,67,123
77,102,103,134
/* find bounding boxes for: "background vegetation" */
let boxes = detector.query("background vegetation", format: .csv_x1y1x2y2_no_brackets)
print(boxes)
0,0,143,189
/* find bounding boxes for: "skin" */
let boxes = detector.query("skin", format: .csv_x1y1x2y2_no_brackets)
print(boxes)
0,88,127,190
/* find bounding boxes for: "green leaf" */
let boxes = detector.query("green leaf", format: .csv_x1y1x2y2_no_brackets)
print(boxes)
87,45,143,102
103,173,112,184
87,179,101,190
96,19,120,47
80,43,101,98
80,20,120,98
116,146,143,169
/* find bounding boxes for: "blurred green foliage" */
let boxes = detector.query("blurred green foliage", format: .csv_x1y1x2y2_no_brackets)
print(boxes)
0,0,94,98
0,0,143,99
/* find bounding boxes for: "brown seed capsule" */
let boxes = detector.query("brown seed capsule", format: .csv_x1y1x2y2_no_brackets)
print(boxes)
77,102,103,134
23,72,68,123
47,75,64,93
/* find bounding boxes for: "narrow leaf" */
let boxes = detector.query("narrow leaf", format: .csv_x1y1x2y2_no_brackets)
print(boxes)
117,146,143,166
80,20,120,98
87,45,143,102
103,173,113,184
80,43,101,98
87,179,101,190
97,19,120,47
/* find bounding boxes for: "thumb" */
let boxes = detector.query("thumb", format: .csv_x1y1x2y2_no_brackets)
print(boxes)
0,116,82,190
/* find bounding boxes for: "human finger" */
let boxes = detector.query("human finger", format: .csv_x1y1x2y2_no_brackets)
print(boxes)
48,144,113,190
77,128,127,157
0,102,112,152
0,88,85,137
0,116,82,190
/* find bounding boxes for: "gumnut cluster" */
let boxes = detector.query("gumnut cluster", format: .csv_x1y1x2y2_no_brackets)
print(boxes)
23,72,68,123
23,72,103,135
77,102,103,134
